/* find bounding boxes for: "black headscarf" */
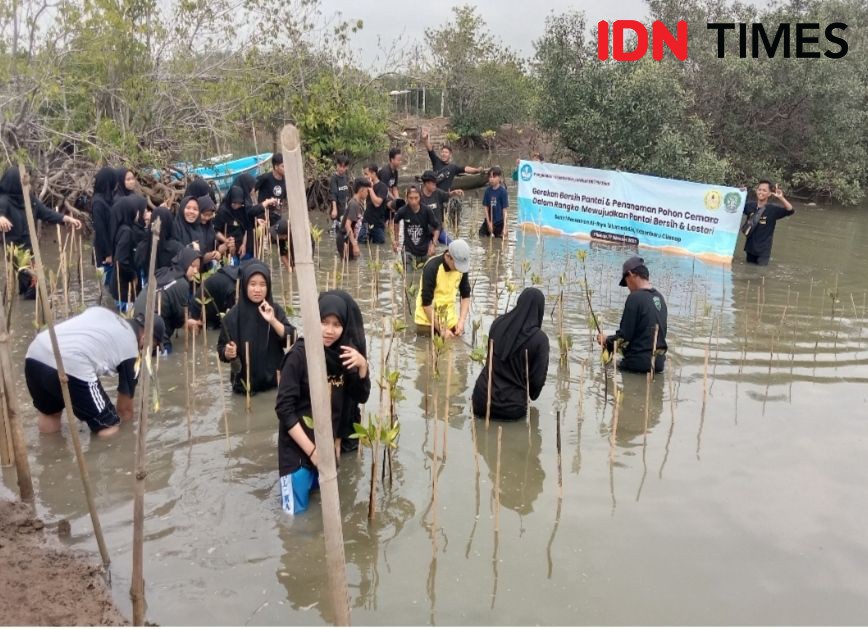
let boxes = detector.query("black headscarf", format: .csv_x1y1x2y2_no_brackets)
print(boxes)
111,195,147,245
0,166,26,210
226,260,289,391
184,177,212,200
115,167,134,197
318,289,366,376
92,167,116,203
154,246,200,288
489,287,545,360
174,195,203,248
233,173,256,203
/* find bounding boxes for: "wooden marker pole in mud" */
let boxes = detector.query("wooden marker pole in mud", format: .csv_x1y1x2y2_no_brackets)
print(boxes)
19,165,109,567
281,124,351,626
0,305,33,501
131,217,162,625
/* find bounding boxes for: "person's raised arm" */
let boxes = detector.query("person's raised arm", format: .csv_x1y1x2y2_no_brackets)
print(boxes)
771,184,794,213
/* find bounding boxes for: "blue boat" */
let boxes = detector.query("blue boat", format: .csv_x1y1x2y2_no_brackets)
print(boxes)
187,152,273,196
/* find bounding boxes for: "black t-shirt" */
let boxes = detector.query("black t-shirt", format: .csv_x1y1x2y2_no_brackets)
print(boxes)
364,180,390,229
614,288,668,370
255,172,286,205
420,188,451,224
742,202,794,257
394,205,440,257
428,149,466,191
328,173,350,213
378,165,398,191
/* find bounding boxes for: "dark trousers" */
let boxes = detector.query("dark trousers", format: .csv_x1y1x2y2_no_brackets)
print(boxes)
746,253,770,266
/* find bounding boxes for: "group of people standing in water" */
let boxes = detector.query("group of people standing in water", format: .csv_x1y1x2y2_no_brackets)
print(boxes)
2,136,670,515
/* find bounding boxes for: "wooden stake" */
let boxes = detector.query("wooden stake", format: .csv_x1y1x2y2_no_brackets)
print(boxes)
183,306,192,441
281,125,350,625
245,341,251,412
215,349,230,450
0,305,33,500
131,216,163,625
494,425,502,532
485,338,494,427
19,165,109,566
555,410,563,497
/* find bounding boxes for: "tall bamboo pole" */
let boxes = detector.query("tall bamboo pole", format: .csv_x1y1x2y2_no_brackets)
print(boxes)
0,304,33,500
19,165,108,565
131,217,162,625
281,125,350,625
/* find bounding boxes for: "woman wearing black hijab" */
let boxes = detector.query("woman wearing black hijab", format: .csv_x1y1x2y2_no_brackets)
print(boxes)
133,205,181,274
110,195,148,308
217,261,294,395
275,290,370,514
115,167,137,197
214,185,250,262
133,247,201,349
472,287,549,420
90,167,116,268
183,177,212,201
174,195,204,249
0,166,82,298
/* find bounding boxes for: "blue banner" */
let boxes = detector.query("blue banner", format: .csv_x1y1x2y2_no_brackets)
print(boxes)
516,161,746,262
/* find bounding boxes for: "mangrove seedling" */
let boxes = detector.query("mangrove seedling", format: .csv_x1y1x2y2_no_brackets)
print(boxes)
351,414,401,521
470,335,488,363
471,317,482,348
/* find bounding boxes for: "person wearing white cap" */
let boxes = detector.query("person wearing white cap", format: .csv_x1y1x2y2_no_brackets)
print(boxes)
414,238,472,338
596,255,668,373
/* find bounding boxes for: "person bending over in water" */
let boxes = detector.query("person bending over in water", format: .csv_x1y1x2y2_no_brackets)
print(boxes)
597,256,668,373
25,307,164,438
414,239,471,338
275,290,370,515
218,261,294,395
472,287,549,420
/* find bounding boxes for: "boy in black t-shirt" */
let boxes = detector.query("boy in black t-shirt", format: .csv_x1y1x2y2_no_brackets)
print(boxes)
359,164,389,244
378,148,402,200
391,186,441,268
328,154,351,234
741,179,795,266
422,129,483,191
598,256,668,373
420,171,463,245
255,153,286,206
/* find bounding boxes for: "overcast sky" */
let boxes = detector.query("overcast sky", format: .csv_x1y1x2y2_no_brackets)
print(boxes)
317,0,649,69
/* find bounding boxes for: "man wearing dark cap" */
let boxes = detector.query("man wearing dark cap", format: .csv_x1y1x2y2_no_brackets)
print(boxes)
420,171,463,245
25,307,165,437
597,256,668,373
336,177,371,260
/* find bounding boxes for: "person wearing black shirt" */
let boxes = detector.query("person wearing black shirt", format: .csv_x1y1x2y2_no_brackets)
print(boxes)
390,186,440,267
378,148,402,200
420,171,463,245
359,164,389,244
328,154,351,233
741,179,795,266
598,256,668,373
336,177,369,261
255,153,287,206
275,290,369,514
472,287,550,420
422,129,483,191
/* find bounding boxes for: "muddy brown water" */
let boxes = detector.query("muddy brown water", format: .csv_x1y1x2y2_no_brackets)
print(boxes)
3,182,868,625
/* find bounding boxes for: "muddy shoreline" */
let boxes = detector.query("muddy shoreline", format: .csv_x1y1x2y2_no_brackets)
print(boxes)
0,487,127,626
